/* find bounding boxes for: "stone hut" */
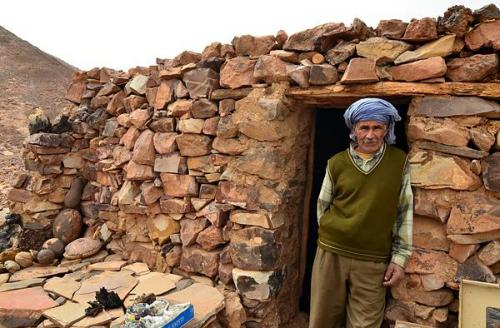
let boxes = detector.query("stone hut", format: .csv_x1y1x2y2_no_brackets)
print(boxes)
5,4,500,327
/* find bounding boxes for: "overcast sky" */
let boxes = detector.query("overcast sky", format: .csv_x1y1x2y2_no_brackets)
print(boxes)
0,0,494,71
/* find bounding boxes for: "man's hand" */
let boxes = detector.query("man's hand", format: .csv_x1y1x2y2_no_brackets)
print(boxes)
383,262,405,287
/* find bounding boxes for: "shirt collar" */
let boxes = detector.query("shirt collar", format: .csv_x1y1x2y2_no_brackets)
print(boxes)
349,142,386,161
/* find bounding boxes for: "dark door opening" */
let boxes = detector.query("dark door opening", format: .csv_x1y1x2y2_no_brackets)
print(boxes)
300,102,409,312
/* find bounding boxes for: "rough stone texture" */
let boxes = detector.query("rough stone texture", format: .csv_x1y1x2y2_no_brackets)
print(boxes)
283,22,347,52
387,57,447,82
340,58,379,84
482,153,500,192
179,247,219,278
160,173,198,197
455,255,496,283
220,57,258,89
446,54,498,82
449,243,480,263
437,5,474,37
376,19,407,39
413,216,449,252
402,18,438,42
409,151,481,191
182,68,219,99
391,275,454,307
478,240,500,266
229,226,279,271
407,116,470,147
132,129,155,165
308,64,338,85
232,35,276,57
395,35,455,65
254,55,289,84
175,133,212,156
465,20,500,51
63,238,102,260
409,96,500,118
356,37,411,64
473,3,500,22
52,209,82,244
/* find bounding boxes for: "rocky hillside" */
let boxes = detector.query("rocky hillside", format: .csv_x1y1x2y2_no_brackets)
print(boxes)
0,26,75,208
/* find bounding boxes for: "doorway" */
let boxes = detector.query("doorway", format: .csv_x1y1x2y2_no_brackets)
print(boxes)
300,101,410,312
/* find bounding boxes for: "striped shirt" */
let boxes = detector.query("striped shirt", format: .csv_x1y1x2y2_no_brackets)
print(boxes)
317,143,413,268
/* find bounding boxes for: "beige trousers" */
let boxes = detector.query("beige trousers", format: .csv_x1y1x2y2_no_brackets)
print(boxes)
309,248,387,328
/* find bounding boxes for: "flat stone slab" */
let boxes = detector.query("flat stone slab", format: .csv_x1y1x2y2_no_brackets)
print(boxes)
73,271,138,305
122,262,150,275
0,286,58,311
42,301,86,328
9,266,69,282
72,308,124,327
64,238,102,260
130,272,176,296
160,283,224,328
0,277,46,292
43,276,81,299
88,260,127,271
0,273,9,284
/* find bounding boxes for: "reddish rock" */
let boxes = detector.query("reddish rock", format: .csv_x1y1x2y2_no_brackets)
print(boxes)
159,197,192,214
409,95,500,118
129,109,150,129
446,54,498,82
165,245,182,267
180,218,209,246
437,5,474,37
191,99,218,118
154,80,175,109
212,137,247,155
0,286,58,325
154,152,186,174
202,42,221,59
283,22,347,52
407,116,470,147
391,275,454,307
402,18,438,42
455,255,496,283
141,182,164,205
153,132,178,155
202,117,219,136
232,35,276,57
174,51,201,65
447,201,500,235
168,99,193,117
126,161,155,180
253,55,289,83
465,20,500,51
65,80,86,104
219,99,235,117
218,263,234,285
449,243,480,263
63,238,102,260
309,64,338,85
178,118,204,134
473,3,500,23
406,249,458,286
220,57,258,89
387,57,447,82
482,153,500,192
216,181,258,210
478,240,500,266
200,184,218,199
132,129,155,165
150,117,176,133
196,225,225,251
120,127,141,150
288,66,310,88
106,91,126,114
123,95,147,112
470,126,495,151
179,247,219,278
182,68,219,99
175,133,212,156
160,173,198,197
53,209,82,244
229,226,279,270
376,19,408,39
147,214,180,245
413,216,449,251
325,41,356,65
340,58,379,84
36,249,55,265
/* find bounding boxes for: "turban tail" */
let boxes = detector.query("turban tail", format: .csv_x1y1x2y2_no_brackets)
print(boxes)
343,98,401,144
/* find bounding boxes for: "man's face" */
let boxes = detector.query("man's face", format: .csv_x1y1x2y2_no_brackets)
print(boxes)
353,120,388,154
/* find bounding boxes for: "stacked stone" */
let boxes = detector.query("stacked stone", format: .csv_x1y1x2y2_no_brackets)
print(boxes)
384,95,500,326
4,3,500,327
22,52,313,325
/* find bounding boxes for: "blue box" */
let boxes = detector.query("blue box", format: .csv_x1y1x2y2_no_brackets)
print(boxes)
163,304,194,328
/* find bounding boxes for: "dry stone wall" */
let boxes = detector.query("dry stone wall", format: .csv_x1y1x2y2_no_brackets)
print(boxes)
3,3,500,327
386,95,500,327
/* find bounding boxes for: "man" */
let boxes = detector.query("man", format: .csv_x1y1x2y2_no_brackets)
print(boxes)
309,98,413,328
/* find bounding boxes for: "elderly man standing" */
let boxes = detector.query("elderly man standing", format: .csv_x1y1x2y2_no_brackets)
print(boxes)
309,98,413,328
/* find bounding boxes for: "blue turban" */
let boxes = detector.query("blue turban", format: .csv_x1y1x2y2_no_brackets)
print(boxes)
343,98,401,145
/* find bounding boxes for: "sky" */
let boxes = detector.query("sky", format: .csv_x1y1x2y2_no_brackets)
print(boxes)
0,0,495,71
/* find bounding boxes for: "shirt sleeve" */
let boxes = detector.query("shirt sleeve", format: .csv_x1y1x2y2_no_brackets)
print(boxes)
391,159,414,268
317,167,334,224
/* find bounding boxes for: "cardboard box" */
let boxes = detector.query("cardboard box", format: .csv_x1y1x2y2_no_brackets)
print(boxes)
459,279,500,328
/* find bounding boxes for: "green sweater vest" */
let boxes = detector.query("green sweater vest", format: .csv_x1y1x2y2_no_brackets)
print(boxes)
318,145,407,262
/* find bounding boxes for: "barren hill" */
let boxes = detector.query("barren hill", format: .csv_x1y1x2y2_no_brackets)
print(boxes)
0,26,76,208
